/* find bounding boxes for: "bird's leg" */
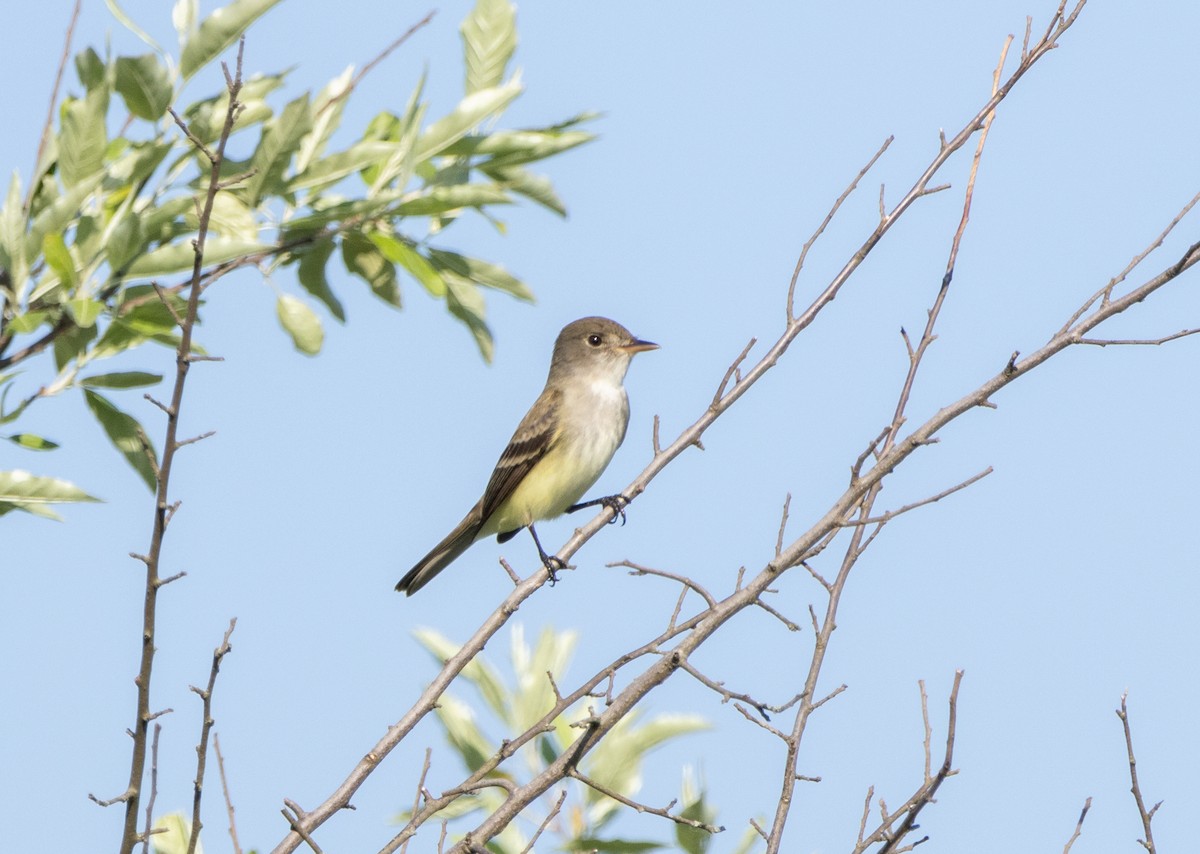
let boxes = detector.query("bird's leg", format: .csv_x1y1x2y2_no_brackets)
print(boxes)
566,493,630,526
527,524,565,584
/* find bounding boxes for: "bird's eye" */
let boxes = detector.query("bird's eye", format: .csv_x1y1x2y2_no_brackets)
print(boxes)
587,334,603,347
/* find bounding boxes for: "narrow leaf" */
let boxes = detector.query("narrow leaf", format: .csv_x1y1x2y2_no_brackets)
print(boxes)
460,0,517,95
104,0,163,52
180,0,286,79
82,390,158,492
66,298,104,328
125,236,268,277
428,249,532,300
276,294,323,355
80,371,163,389
59,89,109,188
244,94,313,205
444,277,492,362
395,183,511,216
412,78,522,164
0,470,100,520
341,232,400,308
367,233,445,297
42,233,78,289
295,238,345,321
5,434,60,451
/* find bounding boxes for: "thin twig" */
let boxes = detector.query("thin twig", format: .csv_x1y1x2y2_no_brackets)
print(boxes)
188,619,238,854
214,733,244,854
1117,693,1160,853
24,0,81,214
141,723,163,854
836,468,993,528
569,770,724,834
1062,797,1092,854
518,790,567,854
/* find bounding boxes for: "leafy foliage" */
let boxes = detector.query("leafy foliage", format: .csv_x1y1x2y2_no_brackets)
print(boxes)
411,625,715,853
0,0,592,512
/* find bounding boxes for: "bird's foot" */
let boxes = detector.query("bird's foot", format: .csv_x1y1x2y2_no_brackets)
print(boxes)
567,493,630,526
543,554,566,586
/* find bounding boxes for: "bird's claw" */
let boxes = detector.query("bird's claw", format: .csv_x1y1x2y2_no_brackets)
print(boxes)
601,494,629,526
544,554,566,585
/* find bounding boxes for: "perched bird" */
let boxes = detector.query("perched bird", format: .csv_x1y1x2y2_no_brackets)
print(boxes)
397,316,658,595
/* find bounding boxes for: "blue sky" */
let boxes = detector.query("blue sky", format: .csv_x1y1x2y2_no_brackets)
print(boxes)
3,1,1199,852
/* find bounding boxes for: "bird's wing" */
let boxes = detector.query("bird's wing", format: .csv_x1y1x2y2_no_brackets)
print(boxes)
479,386,561,524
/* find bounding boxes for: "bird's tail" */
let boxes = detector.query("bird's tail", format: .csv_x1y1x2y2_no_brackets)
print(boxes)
396,505,484,596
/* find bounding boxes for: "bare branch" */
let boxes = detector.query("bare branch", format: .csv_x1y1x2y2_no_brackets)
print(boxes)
1117,693,1160,853
118,48,247,853
140,724,162,854
214,733,244,854
610,559,717,608
1078,328,1200,347
836,468,993,528
188,619,238,854
518,790,567,854
569,769,724,835
788,137,894,320
1062,797,1092,854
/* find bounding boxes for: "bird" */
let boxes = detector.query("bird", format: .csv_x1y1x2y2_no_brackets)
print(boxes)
396,316,658,595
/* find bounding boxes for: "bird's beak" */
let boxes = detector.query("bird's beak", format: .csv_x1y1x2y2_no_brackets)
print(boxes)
619,338,659,354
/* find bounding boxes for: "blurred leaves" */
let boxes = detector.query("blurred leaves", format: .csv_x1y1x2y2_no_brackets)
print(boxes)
0,470,99,520
0,0,593,516
411,625,714,853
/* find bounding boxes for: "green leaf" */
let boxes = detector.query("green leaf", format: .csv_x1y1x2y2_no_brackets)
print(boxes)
483,164,566,216
59,88,109,188
294,237,345,321
172,0,199,45
148,812,198,854
276,294,323,355
436,695,495,773
105,211,144,271
54,323,98,372
0,470,100,520
295,66,353,175
412,78,522,163
189,192,257,240
675,772,716,854
367,233,445,297
114,54,173,120
0,172,27,292
82,389,158,492
394,183,511,216
243,94,313,205
428,249,532,300
40,228,79,294
66,298,105,328
75,47,107,91
104,0,163,53
444,277,492,362
445,128,593,166
80,371,163,389
180,0,286,80
341,232,400,308
413,628,510,722
460,0,517,95
5,433,59,451
29,174,104,257
125,236,268,277
286,141,401,194
6,312,49,335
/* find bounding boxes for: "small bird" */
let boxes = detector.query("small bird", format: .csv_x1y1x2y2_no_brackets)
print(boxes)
397,316,658,595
